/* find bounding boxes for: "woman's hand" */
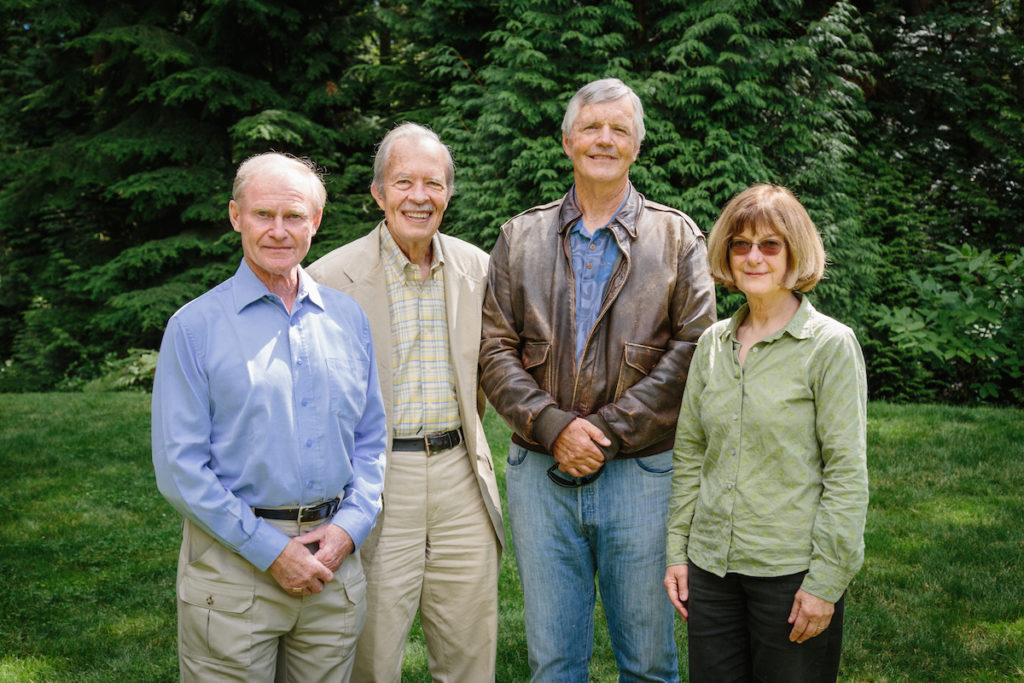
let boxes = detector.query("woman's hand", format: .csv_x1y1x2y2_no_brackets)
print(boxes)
787,589,834,643
664,564,689,621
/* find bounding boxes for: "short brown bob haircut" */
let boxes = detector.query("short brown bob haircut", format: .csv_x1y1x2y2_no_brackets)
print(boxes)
706,184,826,293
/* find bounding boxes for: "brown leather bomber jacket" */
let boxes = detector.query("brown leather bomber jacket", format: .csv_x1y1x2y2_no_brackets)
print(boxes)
480,185,717,459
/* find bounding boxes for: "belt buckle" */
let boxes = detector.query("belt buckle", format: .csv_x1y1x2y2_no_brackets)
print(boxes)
297,499,331,523
423,429,456,456
296,502,318,523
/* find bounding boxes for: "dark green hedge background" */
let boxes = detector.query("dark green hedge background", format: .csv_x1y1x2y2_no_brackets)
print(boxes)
1,0,1021,403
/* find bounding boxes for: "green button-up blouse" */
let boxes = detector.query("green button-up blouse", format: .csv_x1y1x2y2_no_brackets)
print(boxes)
666,294,868,602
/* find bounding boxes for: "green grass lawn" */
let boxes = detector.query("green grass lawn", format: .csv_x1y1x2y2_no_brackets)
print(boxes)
0,394,1021,681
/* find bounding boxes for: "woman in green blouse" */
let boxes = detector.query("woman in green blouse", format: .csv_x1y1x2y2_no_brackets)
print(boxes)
664,185,868,682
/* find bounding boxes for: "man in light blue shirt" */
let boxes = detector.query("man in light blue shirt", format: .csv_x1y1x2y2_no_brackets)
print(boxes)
152,152,387,682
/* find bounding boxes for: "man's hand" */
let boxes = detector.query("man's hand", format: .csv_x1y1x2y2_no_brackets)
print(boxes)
552,418,610,476
664,564,689,621
787,589,835,643
294,523,354,573
268,538,334,596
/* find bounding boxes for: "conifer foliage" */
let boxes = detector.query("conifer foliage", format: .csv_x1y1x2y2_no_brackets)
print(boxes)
0,0,1021,403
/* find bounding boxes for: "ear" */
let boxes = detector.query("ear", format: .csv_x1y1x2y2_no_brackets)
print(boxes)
370,182,386,212
311,209,323,235
562,133,572,158
228,200,241,233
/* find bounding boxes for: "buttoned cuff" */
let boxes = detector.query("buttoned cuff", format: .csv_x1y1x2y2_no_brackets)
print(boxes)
236,519,291,572
800,567,851,604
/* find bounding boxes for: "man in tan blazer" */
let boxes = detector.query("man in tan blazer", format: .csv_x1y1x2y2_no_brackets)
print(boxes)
308,123,504,682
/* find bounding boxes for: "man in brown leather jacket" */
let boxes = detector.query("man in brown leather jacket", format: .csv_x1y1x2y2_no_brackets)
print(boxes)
480,78,716,682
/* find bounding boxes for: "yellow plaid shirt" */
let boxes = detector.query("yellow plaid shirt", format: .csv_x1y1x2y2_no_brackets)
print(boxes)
381,227,461,438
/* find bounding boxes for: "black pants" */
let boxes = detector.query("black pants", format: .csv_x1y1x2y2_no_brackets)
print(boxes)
686,563,845,683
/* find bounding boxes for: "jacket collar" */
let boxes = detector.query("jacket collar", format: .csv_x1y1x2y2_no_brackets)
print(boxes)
557,182,642,240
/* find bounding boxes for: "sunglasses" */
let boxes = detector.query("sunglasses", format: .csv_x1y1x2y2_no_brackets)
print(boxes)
546,462,605,488
729,238,785,256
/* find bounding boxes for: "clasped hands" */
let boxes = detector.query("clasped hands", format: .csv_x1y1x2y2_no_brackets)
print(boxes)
552,417,611,477
268,523,354,597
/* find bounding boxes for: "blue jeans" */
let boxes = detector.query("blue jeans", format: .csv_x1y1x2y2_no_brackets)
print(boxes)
506,443,679,683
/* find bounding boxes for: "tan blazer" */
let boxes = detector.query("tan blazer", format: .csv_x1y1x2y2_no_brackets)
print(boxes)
307,223,505,552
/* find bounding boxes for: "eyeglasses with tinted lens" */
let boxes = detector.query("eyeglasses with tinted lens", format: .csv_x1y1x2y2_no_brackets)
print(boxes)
546,462,605,488
729,238,785,256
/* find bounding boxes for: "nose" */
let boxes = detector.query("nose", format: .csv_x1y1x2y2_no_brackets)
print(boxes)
746,244,765,263
596,124,613,145
408,181,429,202
268,216,288,238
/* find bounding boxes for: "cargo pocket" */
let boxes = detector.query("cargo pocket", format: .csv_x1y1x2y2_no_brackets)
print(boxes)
177,574,255,667
614,343,665,399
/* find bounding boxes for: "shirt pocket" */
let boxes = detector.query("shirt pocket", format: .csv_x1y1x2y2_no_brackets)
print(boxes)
614,342,665,400
327,356,370,422
522,341,551,395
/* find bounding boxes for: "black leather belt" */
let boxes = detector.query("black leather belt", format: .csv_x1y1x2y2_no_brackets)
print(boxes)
392,428,463,455
253,497,341,523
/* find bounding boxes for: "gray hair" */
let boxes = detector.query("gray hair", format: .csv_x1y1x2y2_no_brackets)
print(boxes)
561,77,646,150
372,122,456,200
232,153,327,211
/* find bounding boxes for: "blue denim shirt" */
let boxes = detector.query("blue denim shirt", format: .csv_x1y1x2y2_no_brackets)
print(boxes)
152,260,387,571
568,189,629,364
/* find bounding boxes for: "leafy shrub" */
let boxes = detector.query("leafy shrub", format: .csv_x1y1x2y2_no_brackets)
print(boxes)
878,244,1024,404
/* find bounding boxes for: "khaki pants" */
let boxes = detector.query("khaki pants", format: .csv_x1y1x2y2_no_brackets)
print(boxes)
176,517,366,682
352,442,500,682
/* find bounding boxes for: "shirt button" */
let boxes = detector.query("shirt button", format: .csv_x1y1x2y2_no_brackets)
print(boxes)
306,481,315,489
305,439,313,447
732,413,738,421
730,449,736,456
296,359,303,366
589,244,596,250
586,262,593,270
301,398,309,407
727,483,733,490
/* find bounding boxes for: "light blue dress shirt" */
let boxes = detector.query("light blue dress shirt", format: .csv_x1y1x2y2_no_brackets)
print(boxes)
152,260,387,572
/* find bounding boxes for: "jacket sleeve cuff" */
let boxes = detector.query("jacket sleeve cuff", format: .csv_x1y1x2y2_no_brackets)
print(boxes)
534,405,577,453
585,413,622,460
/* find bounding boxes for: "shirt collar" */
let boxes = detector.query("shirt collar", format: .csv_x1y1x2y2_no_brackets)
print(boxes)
558,182,640,239
231,259,323,313
726,292,815,342
380,224,445,277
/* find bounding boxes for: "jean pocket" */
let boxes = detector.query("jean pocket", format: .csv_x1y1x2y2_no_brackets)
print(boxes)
506,443,529,468
634,450,673,475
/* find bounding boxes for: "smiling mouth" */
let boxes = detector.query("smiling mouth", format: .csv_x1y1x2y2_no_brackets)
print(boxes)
403,210,432,220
